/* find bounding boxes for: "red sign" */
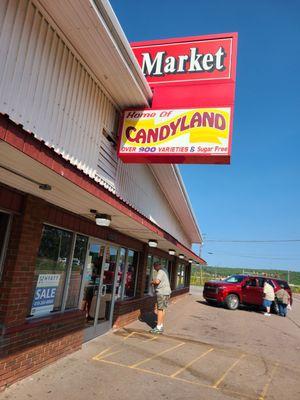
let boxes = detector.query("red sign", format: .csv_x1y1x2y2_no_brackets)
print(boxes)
131,33,237,87
121,33,238,164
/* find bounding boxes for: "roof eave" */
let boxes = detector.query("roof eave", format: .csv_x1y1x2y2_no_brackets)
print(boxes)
34,0,152,108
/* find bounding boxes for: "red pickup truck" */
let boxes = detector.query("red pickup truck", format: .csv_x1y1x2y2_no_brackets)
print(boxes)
203,274,292,312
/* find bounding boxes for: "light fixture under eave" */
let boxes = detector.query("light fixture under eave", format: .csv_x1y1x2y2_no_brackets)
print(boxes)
148,239,158,248
95,213,111,227
39,184,52,191
168,249,176,256
178,254,184,259
188,259,193,263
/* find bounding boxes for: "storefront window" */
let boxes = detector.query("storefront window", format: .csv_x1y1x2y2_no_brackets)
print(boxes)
144,255,170,294
160,258,168,270
0,211,11,280
30,223,141,317
115,248,139,300
176,263,187,288
144,255,153,294
65,234,88,309
103,246,118,295
124,250,138,298
115,248,126,299
81,243,105,325
29,225,89,318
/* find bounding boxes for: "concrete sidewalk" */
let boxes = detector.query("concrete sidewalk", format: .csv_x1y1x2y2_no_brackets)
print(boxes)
1,290,300,400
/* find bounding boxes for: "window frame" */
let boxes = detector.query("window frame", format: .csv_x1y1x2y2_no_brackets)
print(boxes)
176,263,187,289
29,222,141,319
29,224,89,318
0,210,12,281
119,248,139,300
144,255,170,295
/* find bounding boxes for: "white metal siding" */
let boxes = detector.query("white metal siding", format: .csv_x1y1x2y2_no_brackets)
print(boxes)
116,162,191,248
0,0,191,246
96,131,118,187
0,0,117,181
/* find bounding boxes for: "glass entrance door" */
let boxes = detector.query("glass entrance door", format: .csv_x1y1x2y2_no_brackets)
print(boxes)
82,241,119,341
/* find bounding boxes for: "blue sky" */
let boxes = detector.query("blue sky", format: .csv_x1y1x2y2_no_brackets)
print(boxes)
111,0,300,271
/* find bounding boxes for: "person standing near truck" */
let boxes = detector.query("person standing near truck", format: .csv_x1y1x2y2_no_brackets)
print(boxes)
275,286,291,317
263,280,275,316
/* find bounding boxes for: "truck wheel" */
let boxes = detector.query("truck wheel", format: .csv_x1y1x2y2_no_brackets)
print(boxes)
226,294,239,310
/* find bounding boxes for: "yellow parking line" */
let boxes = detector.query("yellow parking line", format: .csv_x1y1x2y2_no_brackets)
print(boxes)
129,365,212,389
142,336,158,343
129,342,185,368
258,362,279,400
212,353,246,388
92,347,112,361
171,347,214,378
92,331,134,360
98,359,129,368
93,349,123,361
128,331,156,341
123,332,136,341
98,355,257,400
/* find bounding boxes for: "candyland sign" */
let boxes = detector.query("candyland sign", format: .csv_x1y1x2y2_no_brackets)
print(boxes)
118,107,232,164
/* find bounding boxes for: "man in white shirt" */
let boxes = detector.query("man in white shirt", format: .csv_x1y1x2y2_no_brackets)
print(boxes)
150,262,171,334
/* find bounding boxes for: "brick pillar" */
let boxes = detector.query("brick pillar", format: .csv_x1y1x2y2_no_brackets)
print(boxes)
170,257,179,290
135,244,149,298
0,195,47,328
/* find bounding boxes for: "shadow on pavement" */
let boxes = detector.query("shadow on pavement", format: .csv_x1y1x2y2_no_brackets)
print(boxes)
196,299,278,315
138,311,157,328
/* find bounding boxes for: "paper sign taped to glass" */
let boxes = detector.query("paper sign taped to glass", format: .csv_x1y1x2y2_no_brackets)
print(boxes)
118,107,232,164
31,274,61,317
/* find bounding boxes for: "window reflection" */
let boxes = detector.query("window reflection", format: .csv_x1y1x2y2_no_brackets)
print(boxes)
144,256,169,295
66,235,88,309
29,225,73,316
124,250,138,298
177,263,186,288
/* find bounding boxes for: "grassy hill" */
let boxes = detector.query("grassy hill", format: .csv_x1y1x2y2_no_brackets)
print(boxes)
191,265,300,290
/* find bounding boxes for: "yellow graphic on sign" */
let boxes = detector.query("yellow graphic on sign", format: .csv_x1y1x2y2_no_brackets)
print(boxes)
121,108,230,148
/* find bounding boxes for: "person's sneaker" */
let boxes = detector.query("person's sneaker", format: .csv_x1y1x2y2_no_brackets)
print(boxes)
149,327,163,334
264,312,271,316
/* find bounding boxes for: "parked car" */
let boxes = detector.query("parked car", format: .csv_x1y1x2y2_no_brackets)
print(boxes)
203,274,292,312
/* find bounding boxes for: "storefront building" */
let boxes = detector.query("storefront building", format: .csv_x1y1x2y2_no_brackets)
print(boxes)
0,0,205,390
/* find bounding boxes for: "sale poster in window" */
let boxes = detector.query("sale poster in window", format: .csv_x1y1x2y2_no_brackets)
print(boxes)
31,274,61,317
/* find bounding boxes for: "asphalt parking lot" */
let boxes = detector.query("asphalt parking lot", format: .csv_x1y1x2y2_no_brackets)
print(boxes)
1,288,300,400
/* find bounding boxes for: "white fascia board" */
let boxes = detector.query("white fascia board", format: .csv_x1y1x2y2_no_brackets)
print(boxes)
34,0,152,108
149,164,203,244
173,165,203,243
94,0,152,103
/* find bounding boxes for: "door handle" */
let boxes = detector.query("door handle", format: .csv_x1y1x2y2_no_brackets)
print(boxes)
101,284,107,296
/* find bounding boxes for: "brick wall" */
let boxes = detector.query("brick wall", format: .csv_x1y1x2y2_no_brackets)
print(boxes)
0,311,84,391
0,192,85,390
113,287,189,329
0,186,191,390
0,194,46,328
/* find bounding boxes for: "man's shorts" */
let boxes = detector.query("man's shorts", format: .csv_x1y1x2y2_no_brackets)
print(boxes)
157,294,170,310
263,299,273,308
